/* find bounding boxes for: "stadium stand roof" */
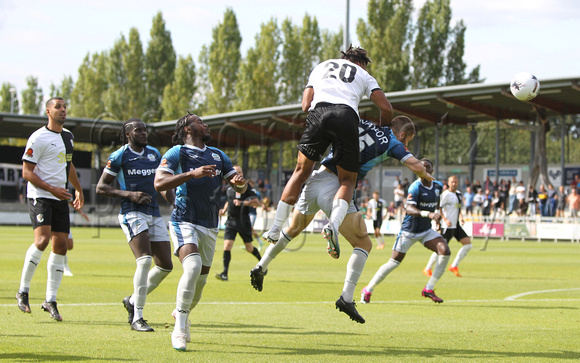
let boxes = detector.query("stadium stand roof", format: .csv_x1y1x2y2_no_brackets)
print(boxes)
1,75,579,149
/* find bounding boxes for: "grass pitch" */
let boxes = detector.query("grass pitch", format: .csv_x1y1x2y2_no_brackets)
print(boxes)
0,225,579,362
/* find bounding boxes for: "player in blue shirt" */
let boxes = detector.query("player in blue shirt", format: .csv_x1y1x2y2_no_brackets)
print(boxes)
96,118,173,332
154,113,247,351
250,116,432,323
361,159,450,304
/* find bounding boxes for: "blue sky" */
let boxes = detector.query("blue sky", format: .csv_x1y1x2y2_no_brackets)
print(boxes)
0,0,578,104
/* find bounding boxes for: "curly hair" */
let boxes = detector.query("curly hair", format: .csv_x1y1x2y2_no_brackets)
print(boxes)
172,112,195,145
119,118,143,144
340,45,371,67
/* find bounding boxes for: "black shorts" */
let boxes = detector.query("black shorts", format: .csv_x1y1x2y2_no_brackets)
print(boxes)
28,198,70,233
373,219,383,230
298,103,360,172
223,219,253,243
441,225,469,243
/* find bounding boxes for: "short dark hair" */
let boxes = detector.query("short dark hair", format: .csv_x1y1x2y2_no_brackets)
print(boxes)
119,118,144,144
391,116,416,137
420,158,433,168
46,97,65,108
341,45,371,67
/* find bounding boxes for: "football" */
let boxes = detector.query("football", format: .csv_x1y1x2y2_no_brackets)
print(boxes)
510,72,540,101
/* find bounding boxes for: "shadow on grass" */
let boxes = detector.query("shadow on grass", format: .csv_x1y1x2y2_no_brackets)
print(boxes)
200,343,580,360
196,321,367,336
0,353,134,361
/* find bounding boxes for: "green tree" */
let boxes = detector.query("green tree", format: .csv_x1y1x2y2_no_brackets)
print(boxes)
70,52,108,118
49,76,74,105
412,0,451,88
235,18,281,111
161,55,197,120
318,28,343,63
21,76,44,115
103,35,129,121
125,28,147,120
357,0,414,91
279,18,304,104
299,15,321,89
0,83,20,113
145,12,176,121
205,8,242,114
195,45,210,115
446,20,483,85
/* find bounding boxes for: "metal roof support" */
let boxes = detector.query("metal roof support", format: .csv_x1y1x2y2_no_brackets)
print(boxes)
561,115,566,186
469,125,477,185
435,123,440,179
495,118,500,183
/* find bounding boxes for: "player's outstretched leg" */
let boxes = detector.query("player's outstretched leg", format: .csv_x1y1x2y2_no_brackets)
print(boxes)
335,296,365,324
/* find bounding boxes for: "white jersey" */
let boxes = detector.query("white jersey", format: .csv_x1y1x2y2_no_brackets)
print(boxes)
306,59,381,116
367,198,386,221
440,189,462,228
22,126,74,200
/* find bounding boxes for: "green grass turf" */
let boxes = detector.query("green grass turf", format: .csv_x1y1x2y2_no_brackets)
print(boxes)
1,225,579,362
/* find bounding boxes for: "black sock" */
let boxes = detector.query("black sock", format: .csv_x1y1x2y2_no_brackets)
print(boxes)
251,246,262,261
223,250,231,275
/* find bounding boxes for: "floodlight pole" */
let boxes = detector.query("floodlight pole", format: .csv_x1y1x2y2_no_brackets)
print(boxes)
344,0,350,50
9,87,16,114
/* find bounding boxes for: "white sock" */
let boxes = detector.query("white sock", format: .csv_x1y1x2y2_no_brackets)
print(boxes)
175,253,202,331
46,252,65,302
425,252,438,270
133,255,152,322
147,265,172,294
257,230,292,271
425,254,450,290
367,258,400,293
19,244,43,293
64,254,70,270
329,199,349,231
341,248,368,302
451,244,472,268
378,236,384,245
189,274,208,310
270,201,293,234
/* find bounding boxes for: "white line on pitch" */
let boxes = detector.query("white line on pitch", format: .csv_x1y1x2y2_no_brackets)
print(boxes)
504,288,580,301
2,297,580,308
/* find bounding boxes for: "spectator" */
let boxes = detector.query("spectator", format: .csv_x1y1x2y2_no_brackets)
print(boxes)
555,186,567,219
473,179,482,194
473,188,485,217
568,188,579,220
537,185,548,216
515,181,527,216
393,183,405,217
463,186,474,217
481,189,492,217
401,178,410,195
547,184,557,217
386,201,397,220
528,186,539,216
507,177,518,215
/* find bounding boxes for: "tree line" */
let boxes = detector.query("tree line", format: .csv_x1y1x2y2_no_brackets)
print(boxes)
1,0,577,167
1,0,481,121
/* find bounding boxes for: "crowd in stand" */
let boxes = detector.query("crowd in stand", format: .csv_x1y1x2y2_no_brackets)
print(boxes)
354,173,580,224
458,175,580,221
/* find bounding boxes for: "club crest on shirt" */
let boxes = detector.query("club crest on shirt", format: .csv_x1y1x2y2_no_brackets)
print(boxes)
211,153,221,161
148,153,156,162
26,148,34,157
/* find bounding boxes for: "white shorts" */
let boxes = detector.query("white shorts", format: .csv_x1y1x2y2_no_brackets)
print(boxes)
295,168,357,217
169,221,217,266
392,229,443,253
118,212,170,243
